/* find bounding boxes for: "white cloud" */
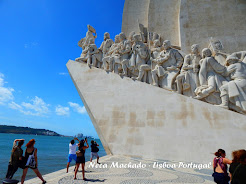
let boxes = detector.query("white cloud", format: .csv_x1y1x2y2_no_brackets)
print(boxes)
8,102,23,110
9,96,50,116
0,73,4,86
0,73,14,105
0,73,49,116
68,102,86,114
59,72,69,76
21,96,50,116
55,105,70,116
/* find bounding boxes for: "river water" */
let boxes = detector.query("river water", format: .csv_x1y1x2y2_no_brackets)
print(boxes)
0,133,106,181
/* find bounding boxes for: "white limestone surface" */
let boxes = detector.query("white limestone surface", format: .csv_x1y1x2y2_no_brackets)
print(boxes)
148,0,180,46
179,0,246,53
122,0,149,38
122,0,246,54
67,60,246,164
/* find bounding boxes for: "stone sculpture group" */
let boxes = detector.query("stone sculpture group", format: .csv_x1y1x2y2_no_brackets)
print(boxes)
75,25,246,115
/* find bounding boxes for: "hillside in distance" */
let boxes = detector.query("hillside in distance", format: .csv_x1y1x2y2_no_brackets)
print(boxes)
0,125,61,136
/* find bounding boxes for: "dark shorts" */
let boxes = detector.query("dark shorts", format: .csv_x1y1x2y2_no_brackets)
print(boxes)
76,156,85,164
212,172,230,184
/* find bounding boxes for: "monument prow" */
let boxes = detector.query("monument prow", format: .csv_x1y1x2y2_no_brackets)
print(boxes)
67,60,246,163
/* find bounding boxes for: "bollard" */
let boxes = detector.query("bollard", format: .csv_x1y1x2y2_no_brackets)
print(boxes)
2,179,19,184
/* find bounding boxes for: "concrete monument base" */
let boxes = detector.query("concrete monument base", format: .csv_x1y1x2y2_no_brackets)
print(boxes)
67,60,246,163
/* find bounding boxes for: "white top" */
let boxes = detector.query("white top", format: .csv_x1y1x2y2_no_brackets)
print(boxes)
69,143,78,154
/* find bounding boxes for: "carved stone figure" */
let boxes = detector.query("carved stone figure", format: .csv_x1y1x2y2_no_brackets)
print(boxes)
148,32,161,49
216,56,246,114
151,40,183,90
128,31,136,45
176,44,201,97
151,40,162,60
194,48,228,105
103,35,121,72
82,25,97,50
133,39,161,83
76,38,94,64
98,32,114,70
76,25,98,63
118,32,132,77
86,39,102,67
99,32,114,57
129,34,149,78
75,39,89,63
209,39,228,66
230,51,246,63
74,25,246,115
138,23,148,43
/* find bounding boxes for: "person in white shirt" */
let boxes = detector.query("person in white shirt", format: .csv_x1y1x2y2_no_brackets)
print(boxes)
66,138,79,173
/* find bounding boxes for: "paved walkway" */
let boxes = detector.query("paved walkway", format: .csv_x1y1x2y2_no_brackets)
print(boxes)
25,155,214,184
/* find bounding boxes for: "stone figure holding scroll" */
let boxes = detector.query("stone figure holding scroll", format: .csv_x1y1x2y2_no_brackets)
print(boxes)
217,56,246,114
151,40,183,90
176,44,201,97
194,48,227,105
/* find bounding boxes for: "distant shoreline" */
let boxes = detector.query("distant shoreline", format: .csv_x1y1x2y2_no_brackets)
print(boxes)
0,132,73,137
0,125,62,136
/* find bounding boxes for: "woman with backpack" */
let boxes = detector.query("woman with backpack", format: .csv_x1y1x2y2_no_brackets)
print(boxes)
74,138,89,180
21,139,46,184
212,149,232,184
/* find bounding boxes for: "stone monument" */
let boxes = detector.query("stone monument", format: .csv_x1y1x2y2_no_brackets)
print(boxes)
122,0,246,54
67,1,246,163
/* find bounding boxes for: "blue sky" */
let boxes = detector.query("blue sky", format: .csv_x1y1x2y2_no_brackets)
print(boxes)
0,0,125,137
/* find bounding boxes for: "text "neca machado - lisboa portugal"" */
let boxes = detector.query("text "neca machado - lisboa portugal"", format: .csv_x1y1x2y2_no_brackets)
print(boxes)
89,162,212,170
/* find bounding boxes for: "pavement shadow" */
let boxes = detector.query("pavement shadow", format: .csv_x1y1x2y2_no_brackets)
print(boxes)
85,178,106,182
77,170,93,173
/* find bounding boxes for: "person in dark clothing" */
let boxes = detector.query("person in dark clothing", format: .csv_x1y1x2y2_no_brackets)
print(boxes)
90,140,100,164
74,138,89,180
229,149,246,184
6,139,25,179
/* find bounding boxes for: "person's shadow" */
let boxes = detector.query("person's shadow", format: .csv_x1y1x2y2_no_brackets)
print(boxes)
75,178,106,182
77,170,93,173
85,178,106,182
